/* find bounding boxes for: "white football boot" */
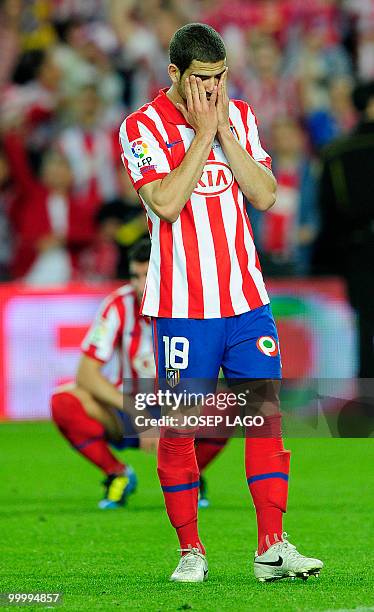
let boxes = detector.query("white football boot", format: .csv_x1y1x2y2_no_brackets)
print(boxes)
170,548,208,583
254,533,323,582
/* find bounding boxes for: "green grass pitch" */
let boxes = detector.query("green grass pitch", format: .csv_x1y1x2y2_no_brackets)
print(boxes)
1,422,373,612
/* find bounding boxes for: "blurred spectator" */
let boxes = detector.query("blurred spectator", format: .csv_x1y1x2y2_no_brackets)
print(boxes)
52,0,106,22
58,84,120,214
344,0,374,79
284,11,352,113
289,0,344,45
20,0,57,51
306,76,358,149
0,145,14,279
149,9,184,100
52,19,122,123
100,167,148,279
1,49,64,175
109,0,180,111
201,0,290,39
316,81,374,376
252,117,318,276
0,0,372,286
78,165,147,281
50,19,90,97
0,0,22,90
3,129,94,284
109,0,162,111
237,36,300,147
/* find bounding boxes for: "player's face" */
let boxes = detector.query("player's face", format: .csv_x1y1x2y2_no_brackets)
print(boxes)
129,260,149,302
42,155,73,192
176,59,227,102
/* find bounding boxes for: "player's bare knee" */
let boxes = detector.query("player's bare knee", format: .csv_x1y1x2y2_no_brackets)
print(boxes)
68,386,92,406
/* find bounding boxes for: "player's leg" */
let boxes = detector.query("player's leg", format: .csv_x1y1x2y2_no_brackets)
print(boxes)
222,306,287,550
195,438,229,507
50,385,136,508
50,384,125,473
153,317,223,581
222,304,323,580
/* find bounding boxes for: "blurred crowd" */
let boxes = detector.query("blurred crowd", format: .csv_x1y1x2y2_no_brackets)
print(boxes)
0,0,374,284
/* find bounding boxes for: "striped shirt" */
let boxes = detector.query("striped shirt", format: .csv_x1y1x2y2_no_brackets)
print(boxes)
81,284,155,392
119,88,271,319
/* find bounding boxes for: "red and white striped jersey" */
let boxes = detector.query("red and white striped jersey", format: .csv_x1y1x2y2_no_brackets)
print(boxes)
81,284,155,392
119,89,271,319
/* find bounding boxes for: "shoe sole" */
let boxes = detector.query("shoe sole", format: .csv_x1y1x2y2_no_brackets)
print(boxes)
170,573,208,583
256,568,322,583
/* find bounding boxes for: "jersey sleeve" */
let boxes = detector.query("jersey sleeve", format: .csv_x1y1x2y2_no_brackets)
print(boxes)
119,112,171,191
81,295,123,364
244,103,272,171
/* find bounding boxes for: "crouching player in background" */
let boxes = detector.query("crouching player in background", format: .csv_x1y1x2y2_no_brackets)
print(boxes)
51,238,226,509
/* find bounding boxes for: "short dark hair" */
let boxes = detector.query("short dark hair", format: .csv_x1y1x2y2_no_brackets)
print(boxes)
128,238,151,264
169,23,226,76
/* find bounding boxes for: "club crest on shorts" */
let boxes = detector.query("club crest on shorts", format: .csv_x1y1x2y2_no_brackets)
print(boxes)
256,336,279,357
166,368,180,388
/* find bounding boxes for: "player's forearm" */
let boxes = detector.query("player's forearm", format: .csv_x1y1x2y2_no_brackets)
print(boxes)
150,132,215,223
218,127,277,211
76,363,123,410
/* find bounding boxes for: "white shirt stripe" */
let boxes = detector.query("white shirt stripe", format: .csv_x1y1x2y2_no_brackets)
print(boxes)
190,193,221,318
122,291,134,385
229,101,247,146
172,216,189,317
241,205,269,304
220,191,251,314
144,105,169,143
246,106,270,162
177,125,195,152
142,206,161,316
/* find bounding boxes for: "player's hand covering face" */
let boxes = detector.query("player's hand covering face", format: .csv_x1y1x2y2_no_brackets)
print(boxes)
216,68,230,131
176,74,219,138
174,59,227,137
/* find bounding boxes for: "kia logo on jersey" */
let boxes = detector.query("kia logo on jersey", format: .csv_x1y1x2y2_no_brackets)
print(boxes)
194,161,234,197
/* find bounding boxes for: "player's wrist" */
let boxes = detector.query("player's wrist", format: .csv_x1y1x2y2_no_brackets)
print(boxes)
194,129,216,144
217,123,232,138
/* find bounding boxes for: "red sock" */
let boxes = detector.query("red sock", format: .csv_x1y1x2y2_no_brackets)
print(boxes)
157,430,205,555
245,414,291,555
195,438,228,471
51,391,125,476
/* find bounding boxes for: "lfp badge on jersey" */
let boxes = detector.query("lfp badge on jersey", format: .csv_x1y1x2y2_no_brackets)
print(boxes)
166,368,180,388
131,140,149,159
256,336,279,357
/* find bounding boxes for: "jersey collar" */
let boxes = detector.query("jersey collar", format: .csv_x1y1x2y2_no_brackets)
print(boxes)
152,88,189,126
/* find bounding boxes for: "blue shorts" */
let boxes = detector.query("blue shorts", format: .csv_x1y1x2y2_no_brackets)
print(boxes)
152,304,282,383
111,405,161,451
112,305,281,448
110,411,140,450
